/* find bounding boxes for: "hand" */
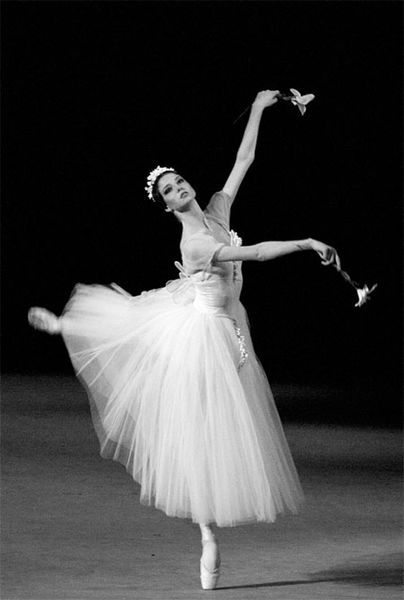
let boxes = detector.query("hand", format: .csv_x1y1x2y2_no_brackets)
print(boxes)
253,90,280,109
310,239,341,270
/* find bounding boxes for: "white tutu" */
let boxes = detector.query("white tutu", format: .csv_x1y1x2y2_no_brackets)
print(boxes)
59,191,304,526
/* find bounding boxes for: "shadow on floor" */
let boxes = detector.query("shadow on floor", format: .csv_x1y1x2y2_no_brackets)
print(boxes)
218,552,404,591
310,551,404,587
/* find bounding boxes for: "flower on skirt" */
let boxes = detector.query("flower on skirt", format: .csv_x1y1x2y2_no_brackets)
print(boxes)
233,322,248,371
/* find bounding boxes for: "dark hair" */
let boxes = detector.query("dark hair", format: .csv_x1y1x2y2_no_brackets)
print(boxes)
152,170,178,206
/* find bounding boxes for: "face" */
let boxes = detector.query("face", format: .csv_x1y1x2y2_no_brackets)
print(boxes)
157,172,196,212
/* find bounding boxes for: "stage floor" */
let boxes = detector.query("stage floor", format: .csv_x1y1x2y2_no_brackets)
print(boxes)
2,376,403,600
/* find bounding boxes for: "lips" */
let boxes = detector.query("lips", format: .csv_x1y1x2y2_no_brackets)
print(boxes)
180,191,188,199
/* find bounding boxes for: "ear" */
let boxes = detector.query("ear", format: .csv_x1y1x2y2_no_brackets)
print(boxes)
164,207,173,213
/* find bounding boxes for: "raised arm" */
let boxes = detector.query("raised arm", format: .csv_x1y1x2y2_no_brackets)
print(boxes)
223,90,279,203
216,238,341,269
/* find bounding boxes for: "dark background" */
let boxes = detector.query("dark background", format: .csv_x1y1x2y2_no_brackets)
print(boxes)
2,1,402,425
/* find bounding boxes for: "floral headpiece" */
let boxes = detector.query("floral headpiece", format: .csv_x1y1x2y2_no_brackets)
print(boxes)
145,166,175,201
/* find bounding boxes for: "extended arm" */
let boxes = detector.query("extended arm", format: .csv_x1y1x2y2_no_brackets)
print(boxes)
223,90,279,203
216,238,341,268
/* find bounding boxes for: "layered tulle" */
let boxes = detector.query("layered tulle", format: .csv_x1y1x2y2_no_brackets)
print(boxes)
60,281,303,527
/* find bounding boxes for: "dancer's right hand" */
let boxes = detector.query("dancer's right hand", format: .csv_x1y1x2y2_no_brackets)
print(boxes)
253,90,280,109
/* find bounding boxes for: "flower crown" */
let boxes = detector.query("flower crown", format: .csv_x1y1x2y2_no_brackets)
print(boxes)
145,165,175,201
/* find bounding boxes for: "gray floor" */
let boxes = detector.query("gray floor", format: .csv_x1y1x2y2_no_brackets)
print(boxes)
2,376,403,600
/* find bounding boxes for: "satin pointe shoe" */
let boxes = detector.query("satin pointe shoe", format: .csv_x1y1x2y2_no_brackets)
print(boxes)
200,537,221,590
28,307,61,334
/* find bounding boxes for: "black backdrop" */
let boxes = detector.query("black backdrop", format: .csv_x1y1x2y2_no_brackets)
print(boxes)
2,1,402,424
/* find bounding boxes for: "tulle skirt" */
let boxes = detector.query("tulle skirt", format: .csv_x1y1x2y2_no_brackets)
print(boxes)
60,282,303,527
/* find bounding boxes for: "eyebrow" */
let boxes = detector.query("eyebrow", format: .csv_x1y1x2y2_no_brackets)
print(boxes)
162,175,181,192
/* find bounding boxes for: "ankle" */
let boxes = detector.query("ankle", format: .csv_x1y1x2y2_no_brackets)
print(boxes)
199,524,216,544
201,533,217,546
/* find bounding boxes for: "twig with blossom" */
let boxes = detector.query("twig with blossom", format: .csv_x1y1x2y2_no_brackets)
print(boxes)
233,88,315,124
232,91,378,307
334,265,378,308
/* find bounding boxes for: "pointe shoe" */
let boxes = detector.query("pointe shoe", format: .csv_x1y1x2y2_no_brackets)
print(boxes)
200,538,221,590
28,307,61,334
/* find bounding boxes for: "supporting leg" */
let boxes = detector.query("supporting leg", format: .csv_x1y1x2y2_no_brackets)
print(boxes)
199,523,215,543
199,523,221,590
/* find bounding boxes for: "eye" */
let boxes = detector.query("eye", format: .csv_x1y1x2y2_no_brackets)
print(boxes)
163,186,172,195
177,178,184,183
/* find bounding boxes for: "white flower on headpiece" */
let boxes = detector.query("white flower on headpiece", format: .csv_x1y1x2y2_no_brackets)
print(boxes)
145,165,175,200
354,284,378,308
290,88,315,116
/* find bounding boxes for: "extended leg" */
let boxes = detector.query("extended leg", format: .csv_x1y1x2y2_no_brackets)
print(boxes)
28,307,61,334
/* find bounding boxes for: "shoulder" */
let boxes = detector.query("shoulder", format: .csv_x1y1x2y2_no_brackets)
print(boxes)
205,190,232,225
206,190,232,208
181,232,225,269
182,231,216,259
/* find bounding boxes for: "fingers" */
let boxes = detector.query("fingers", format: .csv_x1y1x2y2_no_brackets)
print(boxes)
317,245,340,268
255,90,280,105
321,251,341,269
257,89,279,95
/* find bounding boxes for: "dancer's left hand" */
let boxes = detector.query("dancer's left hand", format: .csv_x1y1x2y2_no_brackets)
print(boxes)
310,239,341,269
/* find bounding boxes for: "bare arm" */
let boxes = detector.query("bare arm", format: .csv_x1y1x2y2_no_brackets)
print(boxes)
216,238,341,268
223,90,280,203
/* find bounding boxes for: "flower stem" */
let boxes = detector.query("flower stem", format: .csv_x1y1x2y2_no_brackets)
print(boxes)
334,266,362,290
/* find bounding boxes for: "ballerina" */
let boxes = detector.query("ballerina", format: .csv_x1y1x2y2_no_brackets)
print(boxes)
28,89,340,590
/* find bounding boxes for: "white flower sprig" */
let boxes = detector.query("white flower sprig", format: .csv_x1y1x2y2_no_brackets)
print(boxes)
233,88,315,125
289,88,315,116
276,89,315,115
335,266,378,308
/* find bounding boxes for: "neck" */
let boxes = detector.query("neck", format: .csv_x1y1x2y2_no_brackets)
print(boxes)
175,199,206,235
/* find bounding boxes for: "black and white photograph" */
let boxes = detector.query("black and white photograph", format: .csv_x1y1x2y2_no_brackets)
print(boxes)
2,1,403,599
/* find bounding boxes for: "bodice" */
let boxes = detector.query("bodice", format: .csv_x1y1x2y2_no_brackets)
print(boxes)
175,209,243,317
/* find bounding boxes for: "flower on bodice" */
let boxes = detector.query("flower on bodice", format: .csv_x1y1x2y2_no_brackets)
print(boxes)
230,230,242,247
